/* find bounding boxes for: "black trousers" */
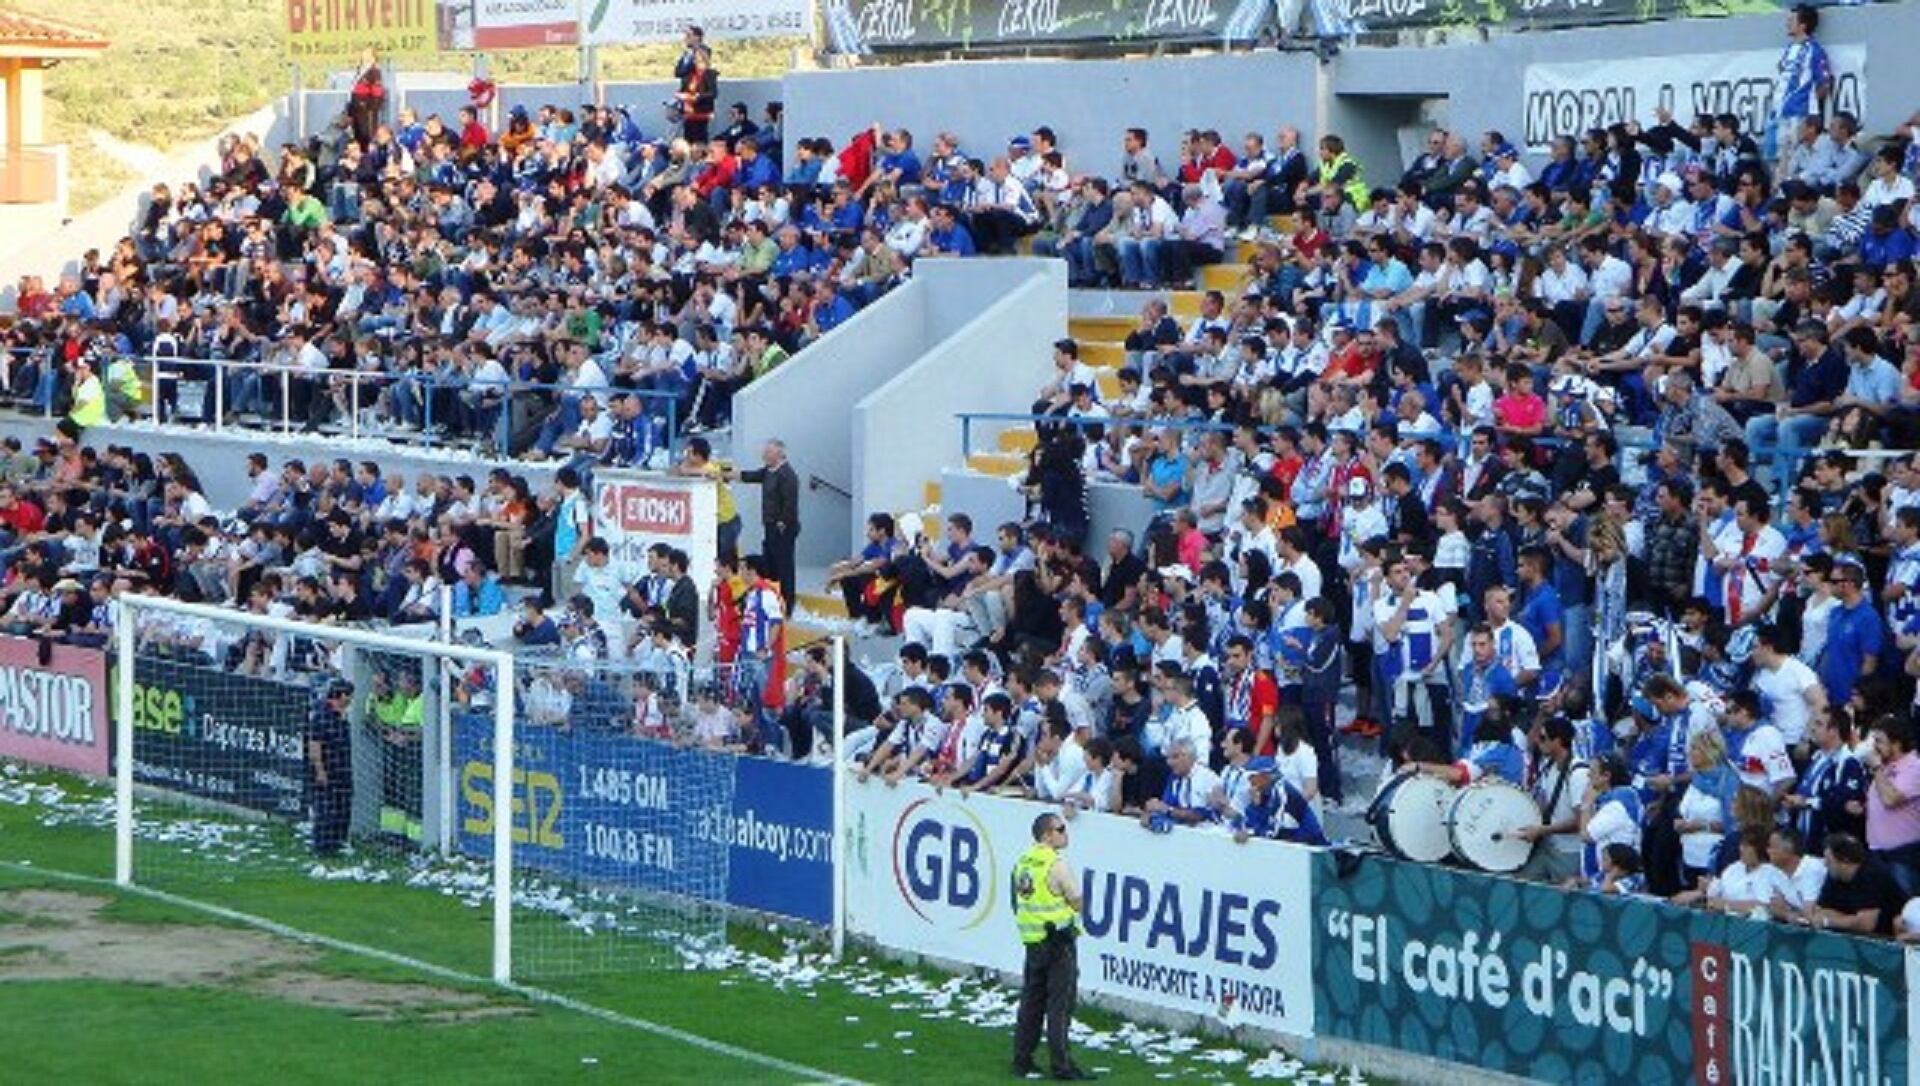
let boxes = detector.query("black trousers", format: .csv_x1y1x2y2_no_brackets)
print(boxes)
763,523,798,614
311,773,353,856
1013,929,1078,1074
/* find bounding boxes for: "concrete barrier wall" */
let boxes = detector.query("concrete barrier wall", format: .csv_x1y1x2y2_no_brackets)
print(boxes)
732,281,928,568
853,260,1065,526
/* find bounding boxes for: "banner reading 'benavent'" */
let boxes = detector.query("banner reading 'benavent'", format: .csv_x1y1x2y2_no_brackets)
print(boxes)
1520,44,1866,152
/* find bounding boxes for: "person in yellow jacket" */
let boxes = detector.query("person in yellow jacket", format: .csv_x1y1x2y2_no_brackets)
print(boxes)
67,358,107,430
1012,813,1093,1080
1312,134,1369,211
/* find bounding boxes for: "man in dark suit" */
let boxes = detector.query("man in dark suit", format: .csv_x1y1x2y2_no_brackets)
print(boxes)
738,438,800,612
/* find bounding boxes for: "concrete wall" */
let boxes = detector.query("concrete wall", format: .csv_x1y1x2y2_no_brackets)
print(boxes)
940,468,1159,555
781,51,1323,181
852,260,1065,531
733,281,928,569
1331,4,1910,174
289,78,784,144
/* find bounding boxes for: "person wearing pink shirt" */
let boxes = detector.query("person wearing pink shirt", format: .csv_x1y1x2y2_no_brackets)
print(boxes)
1866,715,1920,897
1493,363,1547,437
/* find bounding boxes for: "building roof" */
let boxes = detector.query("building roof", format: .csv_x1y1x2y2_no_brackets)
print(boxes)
0,10,107,55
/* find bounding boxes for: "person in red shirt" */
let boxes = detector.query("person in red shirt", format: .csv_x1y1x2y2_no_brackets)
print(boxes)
1269,427,1305,493
1223,635,1283,753
0,485,44,539
693,137,738,200
1493,363,1548,437
456,106,490,156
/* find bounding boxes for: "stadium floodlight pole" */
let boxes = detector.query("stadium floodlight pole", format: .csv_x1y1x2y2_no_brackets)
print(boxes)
113,599,135,887
830,636,846,962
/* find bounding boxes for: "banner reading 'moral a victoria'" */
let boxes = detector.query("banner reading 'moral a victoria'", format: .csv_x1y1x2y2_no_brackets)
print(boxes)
844,780,1315,1036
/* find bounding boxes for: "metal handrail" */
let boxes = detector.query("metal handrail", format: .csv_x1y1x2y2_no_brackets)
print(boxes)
2,348,683,462
953,409,1840,500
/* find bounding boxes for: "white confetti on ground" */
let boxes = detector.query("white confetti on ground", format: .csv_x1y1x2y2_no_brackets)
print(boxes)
0,765,1364,1082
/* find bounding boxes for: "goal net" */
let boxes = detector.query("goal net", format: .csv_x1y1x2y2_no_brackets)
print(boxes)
114,594,734,984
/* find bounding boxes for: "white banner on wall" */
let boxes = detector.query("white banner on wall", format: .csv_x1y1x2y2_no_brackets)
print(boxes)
584,0,813,46
440,0,580,50
844,780,1316,1038
1520,45,1867,153
593,470,718,601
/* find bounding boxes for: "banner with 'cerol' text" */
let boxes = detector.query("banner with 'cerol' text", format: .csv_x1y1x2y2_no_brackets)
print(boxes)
845,780,1316,1036
825,0,1282,54
1521,45,1867,153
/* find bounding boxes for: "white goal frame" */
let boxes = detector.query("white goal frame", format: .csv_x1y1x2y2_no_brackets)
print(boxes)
113,594,520,982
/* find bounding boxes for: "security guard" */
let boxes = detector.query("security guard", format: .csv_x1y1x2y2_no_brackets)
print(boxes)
1012,813,1093,1080
307,680,355,857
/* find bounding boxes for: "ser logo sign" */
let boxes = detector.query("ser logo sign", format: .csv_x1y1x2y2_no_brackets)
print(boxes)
892,797,998,930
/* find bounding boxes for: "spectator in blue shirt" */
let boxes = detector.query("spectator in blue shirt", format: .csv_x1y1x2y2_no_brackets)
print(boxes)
1517,546,1565,674
1235,757,1328,846
1819,563,1884,706
810,279,856,335
513,596,561,647
924,204,978,257
873,128,923,191
1745,322,1848,480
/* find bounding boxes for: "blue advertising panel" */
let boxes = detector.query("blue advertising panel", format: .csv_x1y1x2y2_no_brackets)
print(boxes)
453,718,832,924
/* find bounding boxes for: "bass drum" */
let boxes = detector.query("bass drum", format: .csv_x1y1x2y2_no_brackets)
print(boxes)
1366,771,1453,863
1446,780,1542,873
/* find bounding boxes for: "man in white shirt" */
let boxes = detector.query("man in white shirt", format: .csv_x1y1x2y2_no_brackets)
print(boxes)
1750,625,1826,751
1516,715,1591,884
1030,712,1088,802
1710,496,1785,627
1144,671,1210,757
1141,737,1220,829
1724,691,1797,799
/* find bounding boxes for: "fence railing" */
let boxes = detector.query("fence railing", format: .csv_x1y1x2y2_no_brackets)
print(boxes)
6,348,682,463
954,410,1900,505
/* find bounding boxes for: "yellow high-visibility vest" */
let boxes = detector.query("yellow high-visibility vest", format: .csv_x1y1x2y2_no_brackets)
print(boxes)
1012,844,1077,944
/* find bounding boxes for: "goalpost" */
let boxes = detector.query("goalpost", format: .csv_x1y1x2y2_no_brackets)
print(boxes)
115,593,519,981
112,594,739,987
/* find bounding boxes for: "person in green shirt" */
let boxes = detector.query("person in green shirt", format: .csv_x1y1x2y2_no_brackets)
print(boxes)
67,358,107,429
746,325,789,380
736,220,779,279
370,669,426,840
283,191,329,232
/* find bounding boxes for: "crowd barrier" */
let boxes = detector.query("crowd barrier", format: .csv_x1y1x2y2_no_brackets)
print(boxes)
844,779,1920,1085
451,719,833,924
8,638,1916,1081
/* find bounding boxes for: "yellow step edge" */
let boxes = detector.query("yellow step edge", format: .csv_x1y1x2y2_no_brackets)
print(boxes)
1200,263,1254,292
1170,291,1204,318
922,480,942,508
797,591,849,619
1097,371,1123,398
997,428,1039,453
967,452,1028,476
1083,342,1126,367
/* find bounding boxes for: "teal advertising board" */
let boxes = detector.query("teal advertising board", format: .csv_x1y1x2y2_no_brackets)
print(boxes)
1313,853,1909,1085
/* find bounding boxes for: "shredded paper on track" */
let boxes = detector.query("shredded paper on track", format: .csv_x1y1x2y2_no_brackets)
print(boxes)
2,764,1366,1083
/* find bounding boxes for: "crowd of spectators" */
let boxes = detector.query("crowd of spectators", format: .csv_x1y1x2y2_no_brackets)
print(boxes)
804,5,1920,941
12,4,1920,936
